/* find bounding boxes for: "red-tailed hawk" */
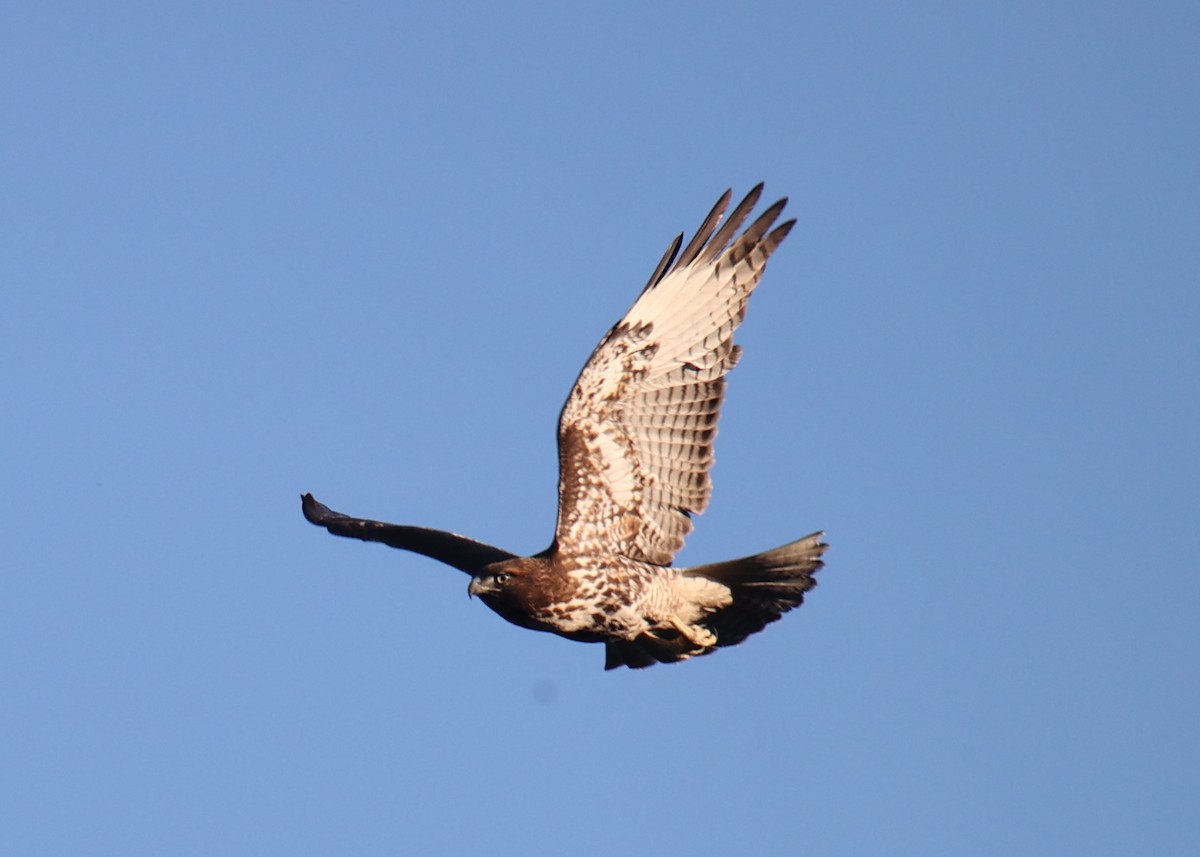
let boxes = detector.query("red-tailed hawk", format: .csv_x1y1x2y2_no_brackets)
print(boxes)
302,185,827,669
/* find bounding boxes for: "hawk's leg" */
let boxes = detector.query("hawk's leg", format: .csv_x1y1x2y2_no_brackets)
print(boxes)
669,616,717,649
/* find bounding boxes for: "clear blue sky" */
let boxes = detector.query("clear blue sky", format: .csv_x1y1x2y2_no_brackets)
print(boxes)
3,3,1197,855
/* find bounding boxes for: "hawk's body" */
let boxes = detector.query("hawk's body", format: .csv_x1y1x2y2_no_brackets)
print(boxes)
302,185,827,669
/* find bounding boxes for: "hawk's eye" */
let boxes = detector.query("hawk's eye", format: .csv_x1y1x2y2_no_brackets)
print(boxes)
494,572,511,585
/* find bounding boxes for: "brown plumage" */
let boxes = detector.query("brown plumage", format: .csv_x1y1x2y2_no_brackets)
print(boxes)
301,185,827,669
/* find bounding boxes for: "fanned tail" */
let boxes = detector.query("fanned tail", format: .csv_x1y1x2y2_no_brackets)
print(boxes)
603,532,828,670
688,532,827,647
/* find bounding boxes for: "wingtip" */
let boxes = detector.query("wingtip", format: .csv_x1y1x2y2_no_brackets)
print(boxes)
301,492,328,525
761,196,789,219
735,183,766,215
771,218,797,241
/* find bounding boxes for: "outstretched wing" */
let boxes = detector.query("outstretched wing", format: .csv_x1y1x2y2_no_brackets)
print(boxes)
301,493,517,574
552,185,794,566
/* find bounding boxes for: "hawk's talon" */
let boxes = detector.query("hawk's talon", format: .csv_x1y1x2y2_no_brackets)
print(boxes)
670,616,717,648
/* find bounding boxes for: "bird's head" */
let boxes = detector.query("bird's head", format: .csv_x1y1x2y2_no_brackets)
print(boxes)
468,564,515,599
469,558,538,603
468,558,556,632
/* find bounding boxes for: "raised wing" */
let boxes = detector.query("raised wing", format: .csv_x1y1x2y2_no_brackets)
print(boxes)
301,493,517,574
552,185,794,566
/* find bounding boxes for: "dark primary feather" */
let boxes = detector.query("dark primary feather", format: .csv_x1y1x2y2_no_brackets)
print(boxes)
640,231,683,295
674,187,735,269
697,183,764,266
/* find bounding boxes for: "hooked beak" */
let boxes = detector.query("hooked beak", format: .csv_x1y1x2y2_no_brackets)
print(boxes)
468,576,495,599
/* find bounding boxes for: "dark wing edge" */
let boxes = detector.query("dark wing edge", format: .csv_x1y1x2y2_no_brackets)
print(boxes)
300,493,517,574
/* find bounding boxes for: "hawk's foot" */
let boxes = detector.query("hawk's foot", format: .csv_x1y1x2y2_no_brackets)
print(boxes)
669,616,717,648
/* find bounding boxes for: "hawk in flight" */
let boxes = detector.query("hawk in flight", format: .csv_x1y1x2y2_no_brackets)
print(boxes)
302,185,827,669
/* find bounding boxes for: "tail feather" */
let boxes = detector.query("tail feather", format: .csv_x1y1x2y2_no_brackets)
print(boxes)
685,532,827,647
603,532,828,669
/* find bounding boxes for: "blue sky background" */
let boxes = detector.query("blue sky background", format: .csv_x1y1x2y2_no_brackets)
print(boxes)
3,3,1198,855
